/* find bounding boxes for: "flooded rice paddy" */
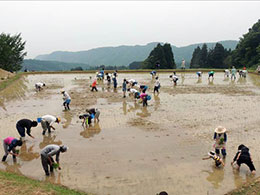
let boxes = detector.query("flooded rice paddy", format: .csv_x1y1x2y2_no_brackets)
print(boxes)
1,72,260,195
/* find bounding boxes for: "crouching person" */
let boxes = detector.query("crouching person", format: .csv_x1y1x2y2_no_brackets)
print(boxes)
86,108,100,122
41,115,61,135
231,144,256,174
202,151,225,167
40,144,68,176
2,137,23,162
79,114,92,127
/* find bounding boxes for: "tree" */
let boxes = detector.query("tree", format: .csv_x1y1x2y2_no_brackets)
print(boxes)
129,61,142,69
200,44,208,68
190,46,201,68
207,43,229,68
0,33,27,72
142,43,176,69
71,66,83,71
232,19,260,68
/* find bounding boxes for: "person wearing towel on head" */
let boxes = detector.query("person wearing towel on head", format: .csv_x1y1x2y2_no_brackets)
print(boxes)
213,126,227,158
40,144,68,176
40,115,61,135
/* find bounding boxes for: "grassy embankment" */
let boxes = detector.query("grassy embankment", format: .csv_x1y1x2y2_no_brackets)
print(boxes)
0,170,88,195
0,72,23,91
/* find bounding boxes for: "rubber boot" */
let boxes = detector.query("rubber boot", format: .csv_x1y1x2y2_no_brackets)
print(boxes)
2,155,7,162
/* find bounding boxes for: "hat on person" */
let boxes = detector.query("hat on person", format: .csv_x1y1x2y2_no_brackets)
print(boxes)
215,126,227,134
60,145,68,152
60,90,65,93
56,117,61,123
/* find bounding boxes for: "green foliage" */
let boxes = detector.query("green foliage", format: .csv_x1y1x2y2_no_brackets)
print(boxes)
129,61,142,69
0,33,26,72
71,66,83,71
190,43,231,69
232,19,260,68
142,43,176,69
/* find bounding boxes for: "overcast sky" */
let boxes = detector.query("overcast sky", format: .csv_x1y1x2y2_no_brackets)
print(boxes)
0,1,259,58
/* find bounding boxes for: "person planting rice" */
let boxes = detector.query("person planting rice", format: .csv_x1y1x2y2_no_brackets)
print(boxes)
139,84,148,93
112,75,117,89
140,91,149,107
128,79,138,87
128,88,140,100
16,119,38,141
40,115,61,135
208,71,215,80
2,137,23,162
224,69,230,78
106,73,112,86
231,144,256,174
86,108,100,122
40,144,68,176
213,126,227,158
61,90,71,110
170,72,178,86
202,151,225,167
35,82,46,91
231,66,237,80
150,70,156,78
122,79,127,98
91,80,98,91
196,71,202,78
79,113,92,127
154,76,160,94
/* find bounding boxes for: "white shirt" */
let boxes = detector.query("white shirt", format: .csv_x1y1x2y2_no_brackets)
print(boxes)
41,115,56,126
63,91,71,100
172,75,178,81
128,79,136,83
35,82,44,87
130,88,138,93
155,80,160,87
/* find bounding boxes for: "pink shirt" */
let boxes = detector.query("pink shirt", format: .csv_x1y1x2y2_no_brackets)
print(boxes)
4,137,15,145
140,93,147,100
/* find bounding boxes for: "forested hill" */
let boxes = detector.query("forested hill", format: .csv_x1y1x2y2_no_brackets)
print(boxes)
35,41,238,67
22,59,90,71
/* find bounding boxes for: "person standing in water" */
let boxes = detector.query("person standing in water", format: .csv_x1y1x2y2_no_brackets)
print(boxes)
61,90,71,110
154,76,160,94
122,79,127,98
40,115,61,135
213,126,227,158
231,66,237,80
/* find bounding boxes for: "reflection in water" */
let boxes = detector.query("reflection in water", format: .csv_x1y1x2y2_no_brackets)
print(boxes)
136,107,151,118
208,80,214,85
232,168,255,189
80,122,101,138
39,134,62,149
196,78,202,84
223,77,229,82
45,172,62,185
19,142,40,161
203,166,224,189
128,101,141,112
2,161,22,175
153,94,160,111
181,73,185,85
230,80,236,85
237,77,247,84
62,110,73,128
122,100,127,115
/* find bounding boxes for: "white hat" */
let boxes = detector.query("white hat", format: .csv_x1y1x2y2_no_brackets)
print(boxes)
215,126,227,134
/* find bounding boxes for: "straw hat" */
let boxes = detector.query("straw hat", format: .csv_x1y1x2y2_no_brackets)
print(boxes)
215,126,226,134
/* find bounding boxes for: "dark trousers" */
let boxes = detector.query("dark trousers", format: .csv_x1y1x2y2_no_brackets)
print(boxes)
215,148,226,156
16,123,25,137
154,86,159,93
237,156,256,171
41,154,54,175
143,97,148,107
91,86,98,91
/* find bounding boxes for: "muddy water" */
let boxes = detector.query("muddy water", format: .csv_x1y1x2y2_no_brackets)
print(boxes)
1,72,260,195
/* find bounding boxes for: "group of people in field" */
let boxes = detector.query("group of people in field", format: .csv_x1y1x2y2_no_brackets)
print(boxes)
202,126,255,174
2,81,101,176
2,66,255,179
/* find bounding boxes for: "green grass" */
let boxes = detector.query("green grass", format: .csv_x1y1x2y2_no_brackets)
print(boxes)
0,170,89,195
0,73,23,91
